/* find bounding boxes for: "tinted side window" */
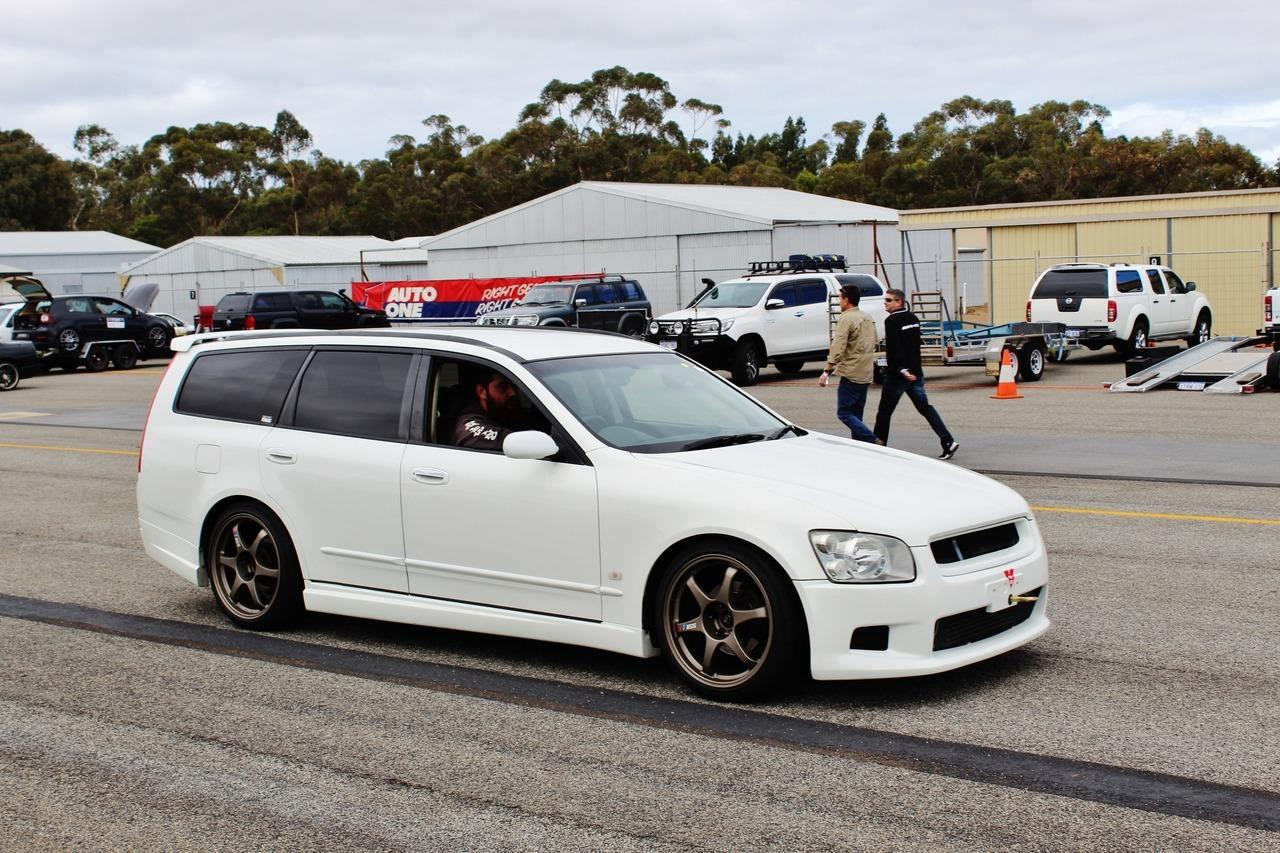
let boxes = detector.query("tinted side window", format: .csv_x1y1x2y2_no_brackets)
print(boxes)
836,274,884,297
295,292,320,310
293,350,414,441
621,281,643,301
1164,270,1187,294
768,283,797,307
177,349,307,424
253,293,291,311
317,292,346,309
64,298,93,314
1145,269,1166,294
795,279,828,306
1115,270,1144,294
95,297,134,316
217,294,250,312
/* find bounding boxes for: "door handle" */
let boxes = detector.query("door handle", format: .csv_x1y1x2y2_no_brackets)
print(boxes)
793,311,805,317
411,467,449,484
265,448,296,464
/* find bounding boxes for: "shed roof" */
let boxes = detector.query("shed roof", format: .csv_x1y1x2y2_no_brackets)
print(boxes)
0,231,160,256
124,235,396,272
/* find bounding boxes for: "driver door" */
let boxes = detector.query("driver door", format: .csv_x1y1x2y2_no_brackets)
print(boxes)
400,358,602,620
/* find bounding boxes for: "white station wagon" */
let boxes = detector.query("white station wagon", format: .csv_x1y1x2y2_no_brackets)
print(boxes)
138,327,1049,699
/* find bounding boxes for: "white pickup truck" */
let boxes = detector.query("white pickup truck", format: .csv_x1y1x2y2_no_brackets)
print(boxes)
1265,286,1279,347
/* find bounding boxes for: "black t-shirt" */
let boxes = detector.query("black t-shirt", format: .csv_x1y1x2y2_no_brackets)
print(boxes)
883,309,925,378
451,402,513,450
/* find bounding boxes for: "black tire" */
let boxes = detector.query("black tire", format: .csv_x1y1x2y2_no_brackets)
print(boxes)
111,345,138,370
652,540,802,700
1084,343,1104,352
1267,351,1280,390
206,503,304,629
729,338,762,386
774,358,805,375
0,362,18,392
617,315,646,337
84,347,111,372
58,328,81,353
145,324,171,353
1017,344,1046,382
1053,347,1070,363
1118,320,1148,357
1186,312,1211,348
59,361,79,372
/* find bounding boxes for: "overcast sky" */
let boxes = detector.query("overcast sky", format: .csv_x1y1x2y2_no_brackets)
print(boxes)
7,0,1279,170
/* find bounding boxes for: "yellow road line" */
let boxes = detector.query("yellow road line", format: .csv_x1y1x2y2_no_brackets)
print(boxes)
1031,505,1280,527
0,441,136,457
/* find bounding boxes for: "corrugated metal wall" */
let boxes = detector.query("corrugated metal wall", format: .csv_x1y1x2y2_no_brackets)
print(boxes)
1171,214,1269,335
0,252,154,296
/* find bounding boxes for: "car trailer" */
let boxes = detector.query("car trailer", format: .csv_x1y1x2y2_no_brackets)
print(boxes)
50,339,145,373
870,291,1079,383
1108,336,1280,393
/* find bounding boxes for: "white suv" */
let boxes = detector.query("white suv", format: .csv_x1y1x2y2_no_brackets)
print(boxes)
1026,263,1212,355
138,326,1048,699
648,257,888,385
1265,286,1279,348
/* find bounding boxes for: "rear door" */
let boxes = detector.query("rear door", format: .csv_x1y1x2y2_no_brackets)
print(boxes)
1144,269,1176,335
93,297,146,345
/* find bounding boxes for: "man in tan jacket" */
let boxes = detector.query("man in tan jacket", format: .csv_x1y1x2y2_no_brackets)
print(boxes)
819,285,881,444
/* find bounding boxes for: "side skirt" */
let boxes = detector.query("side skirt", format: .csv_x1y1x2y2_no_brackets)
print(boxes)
303,583,659,659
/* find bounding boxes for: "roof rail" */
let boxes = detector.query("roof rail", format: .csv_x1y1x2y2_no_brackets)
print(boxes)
746,253,847,275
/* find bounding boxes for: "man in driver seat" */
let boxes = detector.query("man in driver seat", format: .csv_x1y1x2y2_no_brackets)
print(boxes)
452,368,527,450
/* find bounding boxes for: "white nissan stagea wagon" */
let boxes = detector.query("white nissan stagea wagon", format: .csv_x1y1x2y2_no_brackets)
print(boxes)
138,327,1049,699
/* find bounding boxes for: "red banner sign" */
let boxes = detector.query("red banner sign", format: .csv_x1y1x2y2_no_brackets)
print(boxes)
352,274,601,321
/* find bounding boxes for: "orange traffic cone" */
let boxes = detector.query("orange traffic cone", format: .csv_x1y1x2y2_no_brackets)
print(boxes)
991,348,1023,399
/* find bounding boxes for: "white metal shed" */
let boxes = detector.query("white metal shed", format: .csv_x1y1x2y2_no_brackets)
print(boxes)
120,235,432,319
0,231,160,297
420,182,904,314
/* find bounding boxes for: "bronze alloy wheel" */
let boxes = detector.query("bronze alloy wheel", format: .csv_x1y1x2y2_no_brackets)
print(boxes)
661,552,775,693
210,512,285,622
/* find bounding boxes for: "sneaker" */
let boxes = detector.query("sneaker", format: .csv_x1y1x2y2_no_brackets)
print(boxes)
939,441,959,459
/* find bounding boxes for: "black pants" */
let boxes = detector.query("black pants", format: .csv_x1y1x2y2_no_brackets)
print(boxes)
873,374,954,447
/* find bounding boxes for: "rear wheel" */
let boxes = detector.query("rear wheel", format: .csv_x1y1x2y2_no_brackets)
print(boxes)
1266,351,1280,389
1186,312,1211,348
58,328,81,353
774,358,804,375
84,347,111,372
1017,344,1046,382
730,339,762,386
0,363,18,391
1117,320,1148,357
111,345,138,370
653,541,802,700
207,503,304,629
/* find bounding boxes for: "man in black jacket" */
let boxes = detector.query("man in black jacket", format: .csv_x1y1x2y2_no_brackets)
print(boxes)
872,289,959,459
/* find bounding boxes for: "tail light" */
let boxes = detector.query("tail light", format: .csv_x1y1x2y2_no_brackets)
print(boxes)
1107,300,1117,323
1266,294,1273,323
1025,301,1032,322
245,314,256,330
40,312,52,324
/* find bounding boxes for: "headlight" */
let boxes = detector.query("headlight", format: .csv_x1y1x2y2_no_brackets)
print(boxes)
648,320,660,335
692,318,731,334
512,315,539,326
809,531,915,583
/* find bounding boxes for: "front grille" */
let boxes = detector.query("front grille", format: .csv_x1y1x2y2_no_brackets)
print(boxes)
930,522,1019,565
932,586,1042,651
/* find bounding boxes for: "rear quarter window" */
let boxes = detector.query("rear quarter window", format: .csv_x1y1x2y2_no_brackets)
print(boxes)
1114,270,1144,294
176,348,307,424
836,274,884,297
292,350,415,440
215,294,251,312
1032,270,1109,299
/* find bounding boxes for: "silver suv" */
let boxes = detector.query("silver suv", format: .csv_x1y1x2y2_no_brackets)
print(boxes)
1026,263,1212,355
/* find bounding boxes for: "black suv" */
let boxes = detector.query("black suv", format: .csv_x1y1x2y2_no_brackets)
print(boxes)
211,289,390,332
9,281,174,372
475,276,650,335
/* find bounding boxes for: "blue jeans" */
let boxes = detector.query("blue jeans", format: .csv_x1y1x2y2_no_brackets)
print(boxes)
836,377,878,443
873,374,954,447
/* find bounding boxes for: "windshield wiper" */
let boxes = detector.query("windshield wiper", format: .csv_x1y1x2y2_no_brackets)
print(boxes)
680,432,768,452
767,425,803,440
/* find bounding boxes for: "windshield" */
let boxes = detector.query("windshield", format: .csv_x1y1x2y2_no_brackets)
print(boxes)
528,352,789,453
690,281,769,309
518,284,574,306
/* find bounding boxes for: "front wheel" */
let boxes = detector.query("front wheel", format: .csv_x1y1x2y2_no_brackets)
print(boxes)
0,362,18,392
146,324,171,352
206,504,304,629
729,339,762,386
653,541,802,700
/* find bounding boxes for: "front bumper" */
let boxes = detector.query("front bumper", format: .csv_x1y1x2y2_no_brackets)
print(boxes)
645,332,735,367
796,545,1049,680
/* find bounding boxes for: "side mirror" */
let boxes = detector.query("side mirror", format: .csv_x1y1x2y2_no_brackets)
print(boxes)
503,430,559,460
1186,282,1196,291
574,298,587,307
766,298,785,310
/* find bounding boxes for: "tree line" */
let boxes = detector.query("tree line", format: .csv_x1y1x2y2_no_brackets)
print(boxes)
2,67,1275,247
